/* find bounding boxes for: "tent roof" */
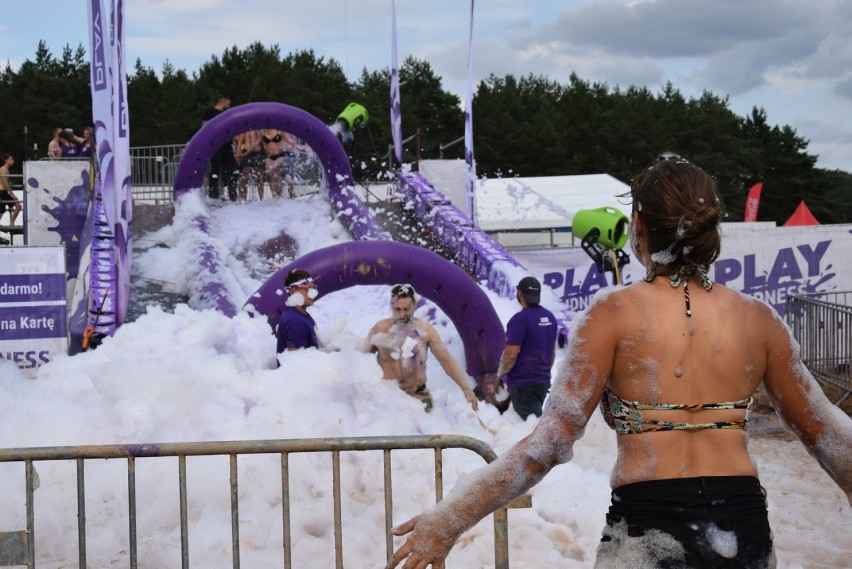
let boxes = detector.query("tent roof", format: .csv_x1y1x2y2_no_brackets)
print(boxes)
783,200,821,226
474,174,631,231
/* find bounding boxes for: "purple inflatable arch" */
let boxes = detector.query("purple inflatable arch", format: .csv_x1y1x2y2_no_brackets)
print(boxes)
175,102,348,195
173,102,386,240
245,241,504,387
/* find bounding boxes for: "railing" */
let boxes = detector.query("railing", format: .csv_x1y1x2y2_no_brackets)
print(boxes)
0,435,529,568
131,144,186,204
0,173,25,245
130,144,324,204
786,291,852,404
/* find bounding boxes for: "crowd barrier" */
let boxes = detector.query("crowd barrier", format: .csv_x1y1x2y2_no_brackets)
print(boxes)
0,434,530,568
786,291,852,404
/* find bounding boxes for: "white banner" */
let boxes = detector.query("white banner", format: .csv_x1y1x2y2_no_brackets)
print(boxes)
0,246,68,377
464,0,476,222
21,160,92,324
513,225,852,318
390,0,403,164
419,159,470,216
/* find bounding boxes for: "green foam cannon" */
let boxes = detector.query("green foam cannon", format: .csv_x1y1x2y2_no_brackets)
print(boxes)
336,102,369,132
572,207,629,249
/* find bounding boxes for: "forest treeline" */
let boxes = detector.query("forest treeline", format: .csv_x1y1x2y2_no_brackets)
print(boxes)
1,40,851,224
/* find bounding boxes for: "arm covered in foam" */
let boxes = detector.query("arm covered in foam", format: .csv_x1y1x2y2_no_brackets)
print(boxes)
760,302,852,505
385,296,615,568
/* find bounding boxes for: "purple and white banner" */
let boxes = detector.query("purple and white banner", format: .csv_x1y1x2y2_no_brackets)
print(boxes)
21,160,91,351
87,0,131,335
0,246,69,377
464,0,476,223
390,0,403,164
112,0,132,328
513,225,852,319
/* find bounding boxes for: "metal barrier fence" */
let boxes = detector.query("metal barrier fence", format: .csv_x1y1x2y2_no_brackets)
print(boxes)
130,144,324,204
786,291,852,404
0,435,528,568
131,144,186,204
0,173,25,245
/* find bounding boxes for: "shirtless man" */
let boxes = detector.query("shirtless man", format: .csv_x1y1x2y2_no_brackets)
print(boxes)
367,284,478,412
0,154,21,226
47,128,62,159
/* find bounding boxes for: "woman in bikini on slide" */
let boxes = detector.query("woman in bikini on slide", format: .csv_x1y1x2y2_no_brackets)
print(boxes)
262,129,303,198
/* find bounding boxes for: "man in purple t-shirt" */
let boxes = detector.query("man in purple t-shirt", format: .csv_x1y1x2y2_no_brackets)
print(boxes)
276,269,320,357
494,276,557,419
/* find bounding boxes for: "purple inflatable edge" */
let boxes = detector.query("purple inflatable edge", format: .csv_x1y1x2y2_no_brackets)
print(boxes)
244,241,504,385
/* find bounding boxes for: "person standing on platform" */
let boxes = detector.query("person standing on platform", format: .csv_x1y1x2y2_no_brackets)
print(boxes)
201,95,235,200
0,154,21,227
47,128,62,159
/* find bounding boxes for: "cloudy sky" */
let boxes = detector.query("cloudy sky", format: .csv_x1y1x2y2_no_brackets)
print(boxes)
2,0,851,172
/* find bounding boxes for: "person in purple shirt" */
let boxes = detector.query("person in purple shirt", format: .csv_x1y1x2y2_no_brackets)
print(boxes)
493,276,557,419
79,127,94,158
276,269,320,357
57,129,81,158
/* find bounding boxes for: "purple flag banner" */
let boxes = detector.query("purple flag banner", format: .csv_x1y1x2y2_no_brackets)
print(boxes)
87,0,131,335
112,0,132,326
87,0,116,338
390,0,403,164
465,0,476,223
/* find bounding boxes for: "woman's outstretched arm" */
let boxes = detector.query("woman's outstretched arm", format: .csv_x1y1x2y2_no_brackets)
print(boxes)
385,296,617,568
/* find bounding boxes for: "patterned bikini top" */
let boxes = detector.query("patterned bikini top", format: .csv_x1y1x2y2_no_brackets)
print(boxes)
600,388,753,435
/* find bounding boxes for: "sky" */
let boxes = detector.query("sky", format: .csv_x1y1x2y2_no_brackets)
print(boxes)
1,0,852,173
1,188,849,566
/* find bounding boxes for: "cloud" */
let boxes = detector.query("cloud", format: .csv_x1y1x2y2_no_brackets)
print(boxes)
514,0,845,98
834,76,852,101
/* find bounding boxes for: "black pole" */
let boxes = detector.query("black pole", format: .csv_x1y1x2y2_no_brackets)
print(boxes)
23,125,29,161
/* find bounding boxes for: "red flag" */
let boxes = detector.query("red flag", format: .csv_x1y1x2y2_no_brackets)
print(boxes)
744,182,763,222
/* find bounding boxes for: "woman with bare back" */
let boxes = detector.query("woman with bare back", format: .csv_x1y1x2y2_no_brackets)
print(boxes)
262,129,303,198
386,153,852,569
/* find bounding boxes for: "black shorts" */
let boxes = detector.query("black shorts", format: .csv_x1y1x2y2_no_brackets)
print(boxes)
596,476,774,568
0,190,16,213
243,151,266,169
507,383,549,420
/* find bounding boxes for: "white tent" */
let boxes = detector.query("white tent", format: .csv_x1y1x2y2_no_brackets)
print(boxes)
473,174,632,232
464,174,631,248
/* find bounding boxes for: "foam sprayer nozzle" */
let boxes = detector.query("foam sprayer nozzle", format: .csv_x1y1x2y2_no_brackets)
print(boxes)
336,102,369,132
573,207,629,249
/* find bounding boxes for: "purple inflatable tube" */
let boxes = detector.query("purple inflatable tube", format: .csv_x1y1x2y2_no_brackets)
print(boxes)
245,241,503,391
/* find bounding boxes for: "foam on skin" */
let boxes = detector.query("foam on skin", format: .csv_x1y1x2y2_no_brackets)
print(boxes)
387,283,852,567
386,290,620,567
